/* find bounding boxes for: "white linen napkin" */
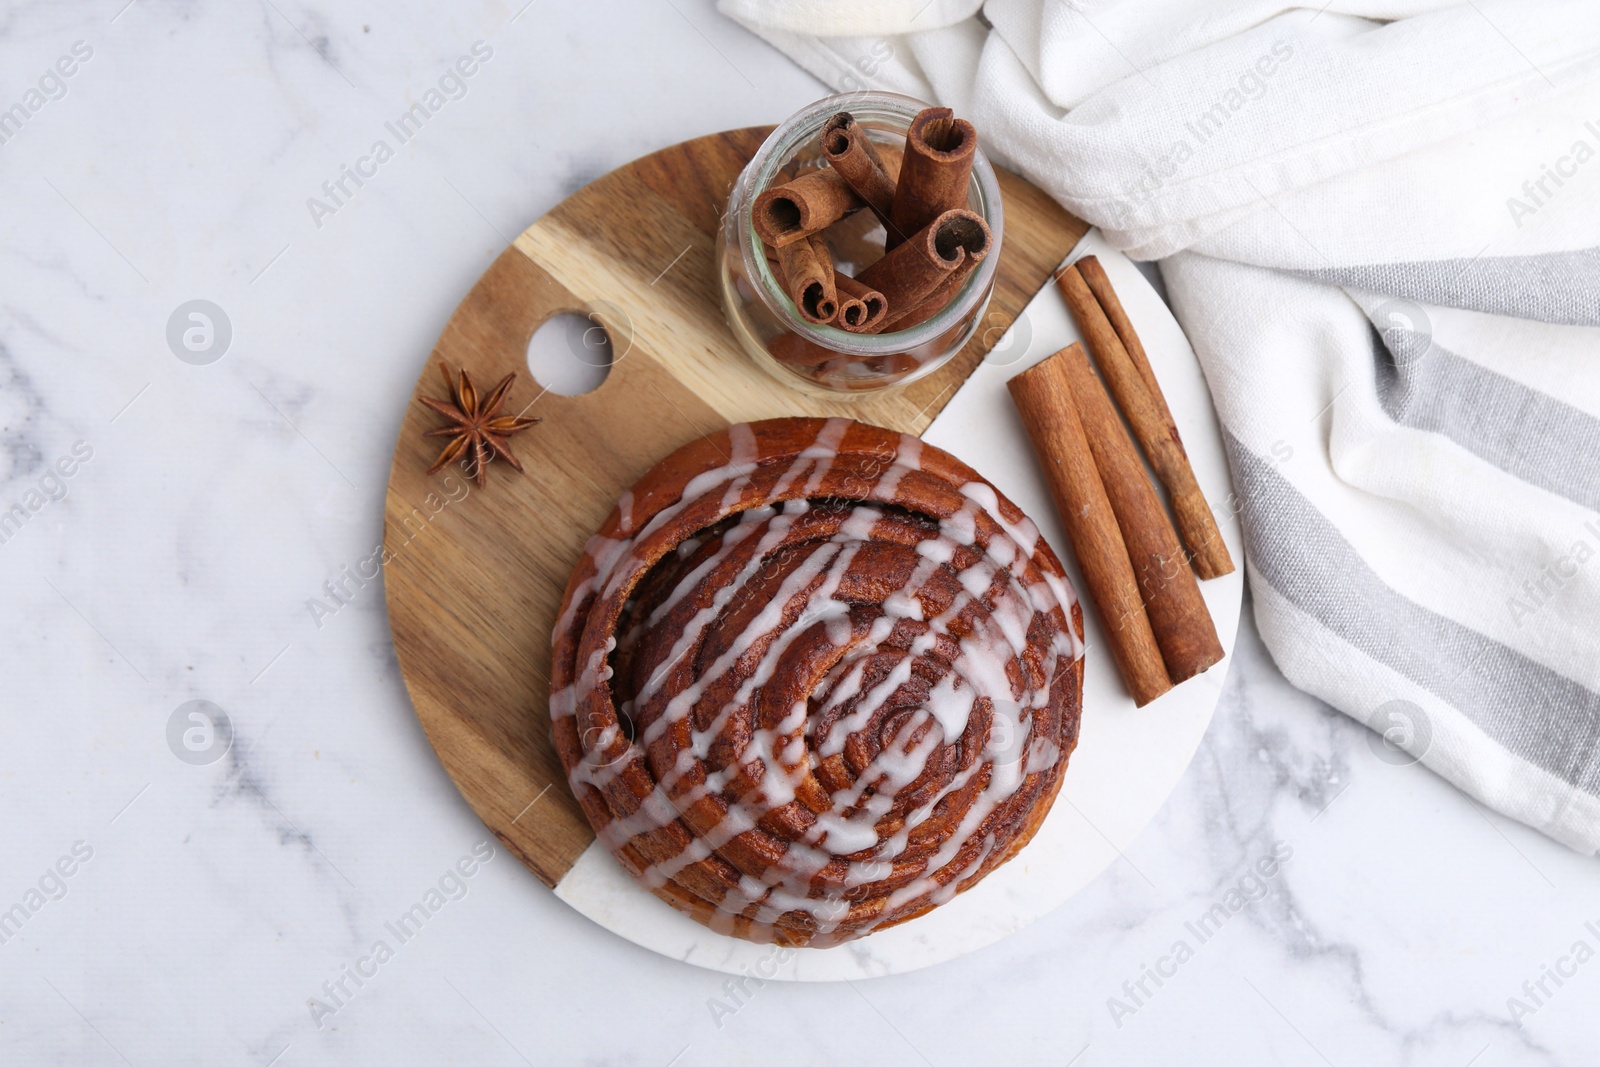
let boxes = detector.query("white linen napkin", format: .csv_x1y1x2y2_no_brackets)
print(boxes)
720,0,1600,852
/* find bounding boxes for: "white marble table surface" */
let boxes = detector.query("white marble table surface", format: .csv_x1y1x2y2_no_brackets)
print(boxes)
2,2,1597,1064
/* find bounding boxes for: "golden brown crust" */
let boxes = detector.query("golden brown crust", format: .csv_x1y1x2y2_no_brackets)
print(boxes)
550,418,1084,946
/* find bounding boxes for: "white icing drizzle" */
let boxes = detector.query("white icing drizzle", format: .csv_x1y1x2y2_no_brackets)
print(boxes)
551,421,1082,945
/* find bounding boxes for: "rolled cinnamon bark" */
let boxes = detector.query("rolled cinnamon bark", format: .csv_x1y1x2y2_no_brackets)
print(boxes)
768,331,836,373
887,107,976,251
857,208,990,321
753,168,862,247
1057,263,1234,580
775,234,838,324
821,112,900,239
1055,344,1223,685
870,255,979,334
1075,257,1170,420
1008,346,1172,706
833,273,888,332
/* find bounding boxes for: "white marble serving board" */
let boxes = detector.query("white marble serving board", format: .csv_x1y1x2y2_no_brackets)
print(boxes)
552,231,1244,980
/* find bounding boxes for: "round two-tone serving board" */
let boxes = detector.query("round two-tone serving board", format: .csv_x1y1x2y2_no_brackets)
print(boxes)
381,127,1092,936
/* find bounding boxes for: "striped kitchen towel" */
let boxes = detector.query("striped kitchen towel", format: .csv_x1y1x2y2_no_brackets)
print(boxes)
720,0,1600,851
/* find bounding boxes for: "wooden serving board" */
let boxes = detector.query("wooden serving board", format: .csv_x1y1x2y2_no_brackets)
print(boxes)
383,126,1088,890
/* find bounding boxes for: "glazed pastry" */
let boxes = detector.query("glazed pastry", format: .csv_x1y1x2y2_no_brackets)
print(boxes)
550,418,1084,946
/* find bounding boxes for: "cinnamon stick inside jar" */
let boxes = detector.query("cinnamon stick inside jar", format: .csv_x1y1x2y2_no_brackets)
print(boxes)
768,331,837,373
1057,263,1234,579
887,107,976,252
820,112,899,238
870,255,978,334
753,168,863,247
857,208,990,322
1008,346,1172,706
1055,344,1224,685
775,234,838,324
833,273,888,332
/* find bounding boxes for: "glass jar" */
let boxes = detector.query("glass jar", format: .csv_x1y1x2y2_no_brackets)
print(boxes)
718,91,1005,397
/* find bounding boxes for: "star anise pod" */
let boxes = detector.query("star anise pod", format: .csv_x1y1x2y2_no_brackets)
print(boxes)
419,364,540,487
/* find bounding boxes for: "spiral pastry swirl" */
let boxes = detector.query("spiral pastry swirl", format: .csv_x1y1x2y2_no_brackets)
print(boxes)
551,418,1083,946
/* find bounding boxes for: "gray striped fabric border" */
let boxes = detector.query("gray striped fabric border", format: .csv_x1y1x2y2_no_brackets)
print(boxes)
1288,247,1600,326
1227,436,1600,798
1371,332,1600,513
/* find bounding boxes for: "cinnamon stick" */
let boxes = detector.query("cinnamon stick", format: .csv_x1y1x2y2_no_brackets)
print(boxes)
1057,263,1234,580
857,208,990,321
1075,257,1173,431
820,112,899,239
768,331,836,373
1055,344,1223,685
753,168,862,247
1007,346,1172,706
775,234,838,324
887,107,976,252
870,256,979,334
834,273,887,332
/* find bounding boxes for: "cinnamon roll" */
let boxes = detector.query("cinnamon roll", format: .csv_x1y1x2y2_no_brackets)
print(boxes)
550,418,1084,946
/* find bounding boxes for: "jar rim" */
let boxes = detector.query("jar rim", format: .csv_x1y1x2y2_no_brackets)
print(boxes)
735,90,1005,356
